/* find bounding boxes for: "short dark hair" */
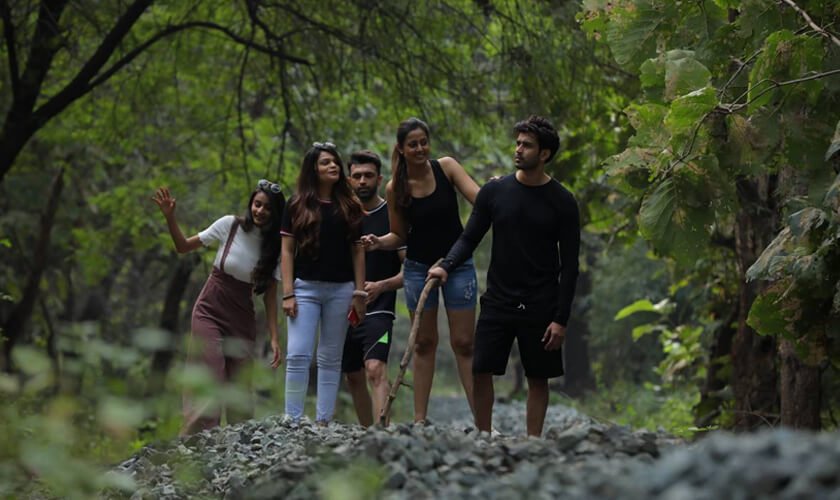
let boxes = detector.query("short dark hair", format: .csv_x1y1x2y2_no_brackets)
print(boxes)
513,115,560,163
348,149,383,174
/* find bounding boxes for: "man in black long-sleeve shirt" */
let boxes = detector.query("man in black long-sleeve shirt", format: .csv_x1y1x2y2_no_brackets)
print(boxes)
428,116,580,437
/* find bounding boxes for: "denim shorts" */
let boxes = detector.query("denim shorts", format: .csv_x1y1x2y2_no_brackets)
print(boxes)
403,258,477,311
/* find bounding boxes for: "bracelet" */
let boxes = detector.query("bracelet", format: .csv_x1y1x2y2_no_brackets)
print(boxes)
352,290,369,298
282,293,295,300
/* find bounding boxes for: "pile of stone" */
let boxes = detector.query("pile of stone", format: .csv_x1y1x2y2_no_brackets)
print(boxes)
108,400,840,499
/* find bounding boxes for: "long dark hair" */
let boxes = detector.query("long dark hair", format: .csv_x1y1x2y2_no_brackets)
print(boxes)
288,144,363,256
391,117,431,210
239,185,285,295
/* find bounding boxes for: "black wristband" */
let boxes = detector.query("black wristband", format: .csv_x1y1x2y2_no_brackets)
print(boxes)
282,293,295,300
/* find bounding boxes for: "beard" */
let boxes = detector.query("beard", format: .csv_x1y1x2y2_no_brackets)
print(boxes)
354,187,376,201
514,156,539,170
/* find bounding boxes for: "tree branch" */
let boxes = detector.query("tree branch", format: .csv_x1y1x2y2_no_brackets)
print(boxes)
33,19,311,127
717,48,763,99
29,0,154,126
780,0,840,49
723,68,840,112
0,0,20,99
88,21,311,89
12,0,69,115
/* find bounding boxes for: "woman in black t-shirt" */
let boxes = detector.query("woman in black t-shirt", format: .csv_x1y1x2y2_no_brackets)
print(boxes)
280,142,366,423
361,118,480,424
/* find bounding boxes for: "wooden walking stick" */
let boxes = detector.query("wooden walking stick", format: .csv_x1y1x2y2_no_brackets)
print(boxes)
378,258,443,426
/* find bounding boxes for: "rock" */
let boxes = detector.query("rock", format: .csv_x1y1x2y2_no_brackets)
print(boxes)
105,399,840,500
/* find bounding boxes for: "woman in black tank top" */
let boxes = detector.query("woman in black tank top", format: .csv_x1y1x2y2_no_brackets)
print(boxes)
361,117,480,424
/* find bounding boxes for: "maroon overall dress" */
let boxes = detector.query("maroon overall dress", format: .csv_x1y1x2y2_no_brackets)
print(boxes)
181,219,257,434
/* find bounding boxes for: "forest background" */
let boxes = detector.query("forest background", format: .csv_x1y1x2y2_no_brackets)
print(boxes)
1,0,839,497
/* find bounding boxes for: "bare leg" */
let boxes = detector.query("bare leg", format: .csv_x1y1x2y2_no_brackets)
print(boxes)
345,370,373,427
411,308,439,422
526,377,549,437
446,307,476,416
473,372,494,432
365,359,389,424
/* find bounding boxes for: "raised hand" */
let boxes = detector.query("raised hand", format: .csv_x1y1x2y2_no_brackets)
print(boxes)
152,187,177,218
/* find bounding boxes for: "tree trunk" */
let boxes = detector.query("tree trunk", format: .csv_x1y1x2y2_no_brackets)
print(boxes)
1,168,64,372
779,337,822,429
0,0,69,184
731,177,779,430
695,304,737,428
147,254,199,395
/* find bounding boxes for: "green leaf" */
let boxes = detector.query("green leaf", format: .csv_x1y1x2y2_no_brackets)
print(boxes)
787,207,828,241
665,86,717,142
604,147,657,192
11,346,51,376
626,103,670,147
98,397,147,432
604,0,663,70
664,51,712,100
747,227,793,282
748,30,824,113
615,299,656,320
131,328,173,352
632,323,658,340
747,292,793,336
639,58,665,90
639,176,712,262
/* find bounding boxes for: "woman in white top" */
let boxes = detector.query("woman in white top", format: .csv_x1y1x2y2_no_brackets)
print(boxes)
153,180,285,435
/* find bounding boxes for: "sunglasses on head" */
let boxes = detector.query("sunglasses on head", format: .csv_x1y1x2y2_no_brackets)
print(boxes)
257,179,282,194
312,141,336,150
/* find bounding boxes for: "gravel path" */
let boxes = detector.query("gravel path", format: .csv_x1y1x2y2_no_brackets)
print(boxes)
108,398,840,499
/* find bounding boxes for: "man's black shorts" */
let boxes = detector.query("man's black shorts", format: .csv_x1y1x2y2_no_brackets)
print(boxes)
473,305,564,379
342,314,393,373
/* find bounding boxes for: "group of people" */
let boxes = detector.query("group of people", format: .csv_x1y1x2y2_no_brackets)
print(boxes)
153,115,580,437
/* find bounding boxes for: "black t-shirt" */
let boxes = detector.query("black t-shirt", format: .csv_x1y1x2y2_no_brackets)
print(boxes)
364,201,403,315
405,159,464,265
440,174,580,326
281,198,359,283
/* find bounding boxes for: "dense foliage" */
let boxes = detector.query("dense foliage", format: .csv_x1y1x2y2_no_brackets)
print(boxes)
1,0,838,496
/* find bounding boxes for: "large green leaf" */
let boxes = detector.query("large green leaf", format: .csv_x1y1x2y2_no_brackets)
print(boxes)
639,57,665,91
614,298,673,320
639,176,712,262
747,291,794,337
664,51,712,100
747,227,793,282
604,0,663,70
626,103,670,147
665,86,717,144
604,147,658,192
787,207,828,242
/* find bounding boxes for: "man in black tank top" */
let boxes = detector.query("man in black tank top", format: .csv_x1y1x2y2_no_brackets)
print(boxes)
342,151,405,426
428,116,581,437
